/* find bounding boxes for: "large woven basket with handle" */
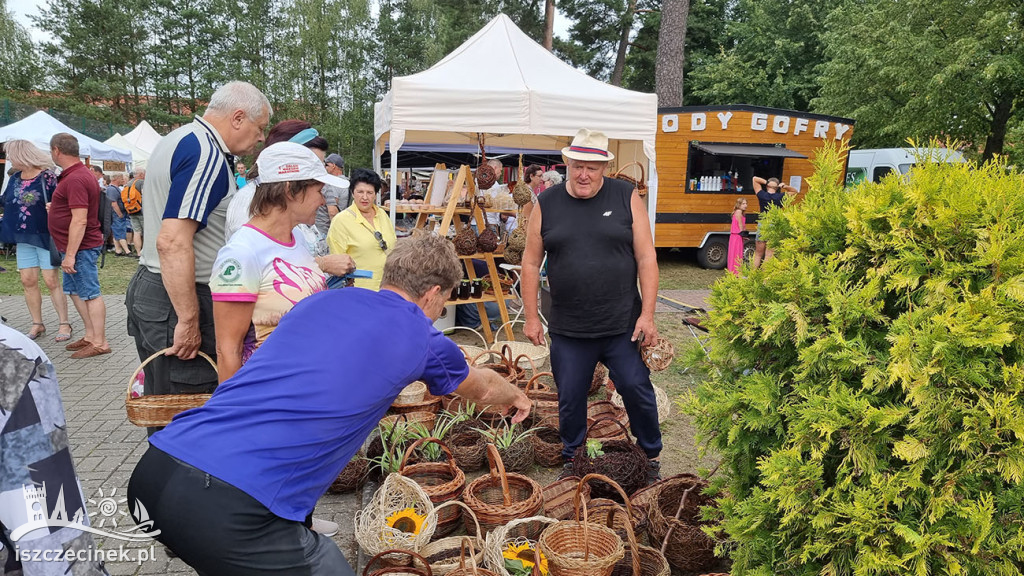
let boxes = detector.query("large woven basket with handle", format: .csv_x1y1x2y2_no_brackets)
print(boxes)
125,347,216,427
491,321,549,370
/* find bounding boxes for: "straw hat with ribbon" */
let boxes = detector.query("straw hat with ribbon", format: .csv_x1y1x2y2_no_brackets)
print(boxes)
561,129,615,163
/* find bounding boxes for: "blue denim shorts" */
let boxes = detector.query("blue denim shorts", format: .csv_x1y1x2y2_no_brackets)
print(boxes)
112,213,130,240
62,246,102,300
16,243,56,271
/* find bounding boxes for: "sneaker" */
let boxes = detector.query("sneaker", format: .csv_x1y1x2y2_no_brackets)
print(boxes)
646,459,662,485
557,460,575,480
311,517,339,537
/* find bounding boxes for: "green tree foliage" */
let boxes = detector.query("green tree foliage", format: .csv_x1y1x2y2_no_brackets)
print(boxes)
0,0,41,91
685,146,1024,574
815,0,1024,161
687,0,837,110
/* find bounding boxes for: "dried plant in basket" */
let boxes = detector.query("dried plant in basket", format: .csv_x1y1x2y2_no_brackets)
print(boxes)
464,444,544,536
423,501,486,576
646,475,720,573
640,337,675,372
537,474,632,576
398,437,466,537
571,418,648,500
475,423,538,474
354,474,437,557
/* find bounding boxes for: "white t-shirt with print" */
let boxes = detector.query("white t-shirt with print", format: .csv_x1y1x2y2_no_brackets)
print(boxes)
210,224,327,350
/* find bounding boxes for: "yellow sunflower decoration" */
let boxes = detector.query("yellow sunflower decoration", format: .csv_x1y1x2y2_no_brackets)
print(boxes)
502,541,548,576
385,508,426,535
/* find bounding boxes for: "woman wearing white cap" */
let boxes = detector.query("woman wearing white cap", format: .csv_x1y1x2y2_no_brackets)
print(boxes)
210,141,348,383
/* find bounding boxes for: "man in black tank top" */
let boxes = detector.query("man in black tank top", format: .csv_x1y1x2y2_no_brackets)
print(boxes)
520,129,663,483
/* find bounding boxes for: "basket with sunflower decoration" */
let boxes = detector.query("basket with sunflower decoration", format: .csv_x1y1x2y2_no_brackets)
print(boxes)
398,437,466,538
355,473,437,558
421,501,486,576
482,515,558,576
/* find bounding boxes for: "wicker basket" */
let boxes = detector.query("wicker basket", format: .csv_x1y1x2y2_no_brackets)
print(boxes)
483,516,559,576
609,387,670,424
392,394,443,415
639,338,674,372
399,437,466,538
364,550,433,576
542,477,590,521
448,326,492,365
463,444,544,536
646,475,718,573
423,502,486,576
609,544,670,576
531,427,564,468
330,450,369,494
524,371,556,399
382,411,437,431
125,347,216,427
449,429,487,471
398,382,429,404
491,321,549,370
611,161,648,198
571,419,648,501
526,373,559,428
444,538,500,576
537,478,625,576
355,474,437,557
494,433,535,475
586,402,629,441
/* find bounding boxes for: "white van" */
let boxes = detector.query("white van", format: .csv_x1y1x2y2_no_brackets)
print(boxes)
846,147,965,186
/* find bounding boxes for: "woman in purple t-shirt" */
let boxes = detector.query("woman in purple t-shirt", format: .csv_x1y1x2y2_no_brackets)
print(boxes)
0,140,72,341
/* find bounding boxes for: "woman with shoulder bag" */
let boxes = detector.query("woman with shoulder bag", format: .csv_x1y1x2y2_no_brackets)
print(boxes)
0,140,72,341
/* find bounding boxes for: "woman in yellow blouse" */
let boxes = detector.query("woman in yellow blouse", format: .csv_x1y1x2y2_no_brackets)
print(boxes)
326,169,396,290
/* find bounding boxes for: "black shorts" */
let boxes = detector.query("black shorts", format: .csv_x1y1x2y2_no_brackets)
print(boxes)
128,446,353,576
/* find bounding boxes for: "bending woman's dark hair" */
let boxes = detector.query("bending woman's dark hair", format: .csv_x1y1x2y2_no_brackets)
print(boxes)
247,119,329,179
349,168,383,193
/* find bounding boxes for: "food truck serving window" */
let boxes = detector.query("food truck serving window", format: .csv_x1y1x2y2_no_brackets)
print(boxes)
685,142,807,194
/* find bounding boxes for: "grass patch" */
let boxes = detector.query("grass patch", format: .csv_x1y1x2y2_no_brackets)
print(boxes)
0,250,142,296
658,248,726,290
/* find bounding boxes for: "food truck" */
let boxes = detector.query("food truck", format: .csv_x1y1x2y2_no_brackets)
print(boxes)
653,105,855,268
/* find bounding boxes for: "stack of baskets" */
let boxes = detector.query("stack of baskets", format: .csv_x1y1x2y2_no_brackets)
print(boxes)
537,475,628,576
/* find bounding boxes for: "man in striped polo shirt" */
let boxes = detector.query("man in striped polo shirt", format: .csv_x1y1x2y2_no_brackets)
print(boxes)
126,81,271,433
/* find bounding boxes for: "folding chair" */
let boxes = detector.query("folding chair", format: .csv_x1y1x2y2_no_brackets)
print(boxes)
499,254,548,325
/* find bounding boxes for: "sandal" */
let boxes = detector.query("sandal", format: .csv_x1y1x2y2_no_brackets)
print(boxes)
28,323,45,340
55,322,73,343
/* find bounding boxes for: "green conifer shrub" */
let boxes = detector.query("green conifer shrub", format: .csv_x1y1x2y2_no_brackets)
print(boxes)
685,144,1024,575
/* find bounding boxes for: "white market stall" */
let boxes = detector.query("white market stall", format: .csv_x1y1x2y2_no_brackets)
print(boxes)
104,133,151,169
0,111,132,162
373,13,659,234
122,120,163,155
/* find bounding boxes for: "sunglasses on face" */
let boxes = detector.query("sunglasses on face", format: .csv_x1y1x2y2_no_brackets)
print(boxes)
374,231,387,251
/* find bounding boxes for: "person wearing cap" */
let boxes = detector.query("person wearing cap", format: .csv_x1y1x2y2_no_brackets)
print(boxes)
128,232,533,576
326,168,396,291
210,141,347,382
520,128,663,483
319,153,349,235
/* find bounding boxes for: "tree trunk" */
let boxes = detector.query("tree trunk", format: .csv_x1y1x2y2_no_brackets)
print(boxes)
543,0,555,51
982,94,1014,161
655,0,690,107
609,0,638,86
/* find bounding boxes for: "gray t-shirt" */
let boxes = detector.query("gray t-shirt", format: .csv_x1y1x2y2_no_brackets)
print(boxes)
315,184,349,237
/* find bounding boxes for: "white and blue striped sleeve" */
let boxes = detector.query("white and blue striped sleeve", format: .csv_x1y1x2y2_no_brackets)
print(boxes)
163,131,232,229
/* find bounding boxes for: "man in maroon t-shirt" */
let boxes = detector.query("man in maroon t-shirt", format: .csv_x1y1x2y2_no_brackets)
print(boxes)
48,132,111,358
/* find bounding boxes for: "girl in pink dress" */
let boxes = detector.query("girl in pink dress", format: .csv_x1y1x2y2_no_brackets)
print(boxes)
727,198,747,275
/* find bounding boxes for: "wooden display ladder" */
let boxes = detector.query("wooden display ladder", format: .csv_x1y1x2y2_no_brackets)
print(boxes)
410,164,515,343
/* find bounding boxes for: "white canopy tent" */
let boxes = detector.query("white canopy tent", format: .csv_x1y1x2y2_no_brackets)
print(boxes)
0,111,132,162
373,14,659,233
103,133,150,169
123,120,163,154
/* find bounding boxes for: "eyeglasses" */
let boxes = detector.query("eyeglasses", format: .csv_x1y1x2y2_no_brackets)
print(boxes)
374,230,388,251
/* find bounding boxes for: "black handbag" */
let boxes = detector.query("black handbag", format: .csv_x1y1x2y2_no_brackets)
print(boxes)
42,180,61,267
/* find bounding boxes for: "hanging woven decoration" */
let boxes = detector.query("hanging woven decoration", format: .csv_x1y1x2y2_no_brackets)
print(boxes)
512,155,533,207
506,224,527,253
503,247,523,265
476,134,497,190
477,206,500,253
454,224,479,256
